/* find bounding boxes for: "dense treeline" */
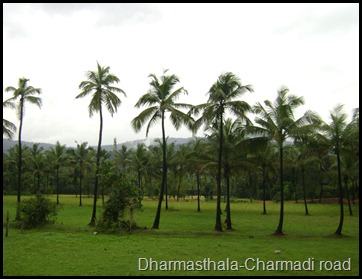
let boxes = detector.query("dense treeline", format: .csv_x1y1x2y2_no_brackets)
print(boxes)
3,64,359,235
3,134,359,203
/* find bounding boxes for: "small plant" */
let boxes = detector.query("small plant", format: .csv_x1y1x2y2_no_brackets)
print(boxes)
17,194,60,229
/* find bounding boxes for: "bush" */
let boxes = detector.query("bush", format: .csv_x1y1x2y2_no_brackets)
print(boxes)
17,194,59,229
96,178,142,233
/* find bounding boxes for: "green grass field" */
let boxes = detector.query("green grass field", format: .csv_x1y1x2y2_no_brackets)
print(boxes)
2,195,359,276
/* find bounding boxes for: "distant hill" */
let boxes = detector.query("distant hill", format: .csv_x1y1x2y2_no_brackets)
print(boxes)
3,139,57,154
3,137,196,154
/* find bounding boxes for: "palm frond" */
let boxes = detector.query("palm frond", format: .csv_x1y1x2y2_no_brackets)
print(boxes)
164,87,187,104
135,93,160,108
3,99,16,109
3,119,17,139
131,106,159,133
168,107,195,131
25,96,42,108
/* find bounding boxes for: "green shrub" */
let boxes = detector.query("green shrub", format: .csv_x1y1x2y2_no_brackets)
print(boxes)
96,177,142,233
17,194,59,229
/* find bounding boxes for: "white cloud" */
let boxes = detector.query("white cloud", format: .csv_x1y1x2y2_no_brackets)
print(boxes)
3,3,359,147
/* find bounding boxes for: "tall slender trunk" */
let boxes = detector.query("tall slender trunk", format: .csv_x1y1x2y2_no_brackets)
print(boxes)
152,111,166,229
56,167,60,204
196,172,201,212
225,167,232,230
176,166,183,201
215,111,223,232
301,165,309,215
335,151,344,235
318,163,324,203
89,106,103,226
262,164,267,215
16,98,24,221
319,183,323,203
138,171,142,198
274,141,284,235
79,173,83,206
344,176,353,216
165,161,168,208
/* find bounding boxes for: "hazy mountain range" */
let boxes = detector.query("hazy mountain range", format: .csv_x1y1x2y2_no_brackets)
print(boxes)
3,137,196,154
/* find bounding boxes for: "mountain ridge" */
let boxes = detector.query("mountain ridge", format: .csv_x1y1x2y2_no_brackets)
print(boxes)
3,137,196,153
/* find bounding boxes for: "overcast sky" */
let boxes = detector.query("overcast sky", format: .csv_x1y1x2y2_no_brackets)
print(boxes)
3,3,359,147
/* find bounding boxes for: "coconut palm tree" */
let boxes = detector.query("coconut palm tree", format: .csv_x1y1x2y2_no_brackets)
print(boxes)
30,143,45,194
47,141,67,204
249,140,277,215
185,138,207,212
321,104,356,235
76,62,126,226
250,87,321,235
3,99,17,139
127,143,150,199
5,78,42,220
67,141,94,206
131,69,194,229
190,72,253,232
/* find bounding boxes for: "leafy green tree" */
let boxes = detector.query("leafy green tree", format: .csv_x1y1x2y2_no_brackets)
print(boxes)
249,140,277,214
3,99,17,139
172,144,190,201
250,87,321,235
3,145,20,193
147,143,163,198
205,118,251,230
131,69,194,229
30,143,45,194
341,108,359,210
114,144,131,172
47,141,67,204
67,141,94,206
127,143,150,199
284,141,318,215
321,104,357,235
190,72,253,231
76,62,126,226
186,138,209,212
5,78,42,220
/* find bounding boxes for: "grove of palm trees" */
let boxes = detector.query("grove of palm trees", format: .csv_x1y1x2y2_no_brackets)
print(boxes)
3,65,359,237
3,62,359,276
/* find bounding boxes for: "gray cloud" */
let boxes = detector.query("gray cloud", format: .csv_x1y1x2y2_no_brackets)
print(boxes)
37,3,162,26
274,3,359,37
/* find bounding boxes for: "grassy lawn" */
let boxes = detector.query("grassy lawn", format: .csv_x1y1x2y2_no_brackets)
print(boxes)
2,195,359,276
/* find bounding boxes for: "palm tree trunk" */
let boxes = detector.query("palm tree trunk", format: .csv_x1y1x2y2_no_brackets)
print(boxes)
165,166,168,209
196,172,201,212
79,174,83,206
56,167,60,204
344,176,353,216
215,112,223,232
152,111,166,229
89,106,103,226
301,165,309,215
138,171,142,198
16,98,24,221
319,183,323,203
177,167,183,201
335,151,344,235
225,169,232,230
274,142,284,235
